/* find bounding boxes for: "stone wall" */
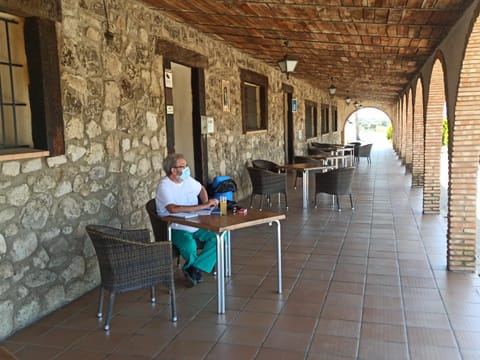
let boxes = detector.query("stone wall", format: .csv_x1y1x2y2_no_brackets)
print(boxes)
0,0,342,340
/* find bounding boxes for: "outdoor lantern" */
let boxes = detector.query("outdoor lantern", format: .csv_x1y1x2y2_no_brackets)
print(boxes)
328,77,337,97
278,40,298,79
278,56,298,78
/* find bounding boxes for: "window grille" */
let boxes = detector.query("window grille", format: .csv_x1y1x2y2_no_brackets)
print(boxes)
0,14,28,149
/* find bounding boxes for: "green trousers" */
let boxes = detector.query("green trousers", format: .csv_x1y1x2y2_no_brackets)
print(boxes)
172,228,217,273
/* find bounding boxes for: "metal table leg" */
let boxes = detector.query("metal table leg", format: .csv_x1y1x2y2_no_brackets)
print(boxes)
302,169,309,209
216,231,227,314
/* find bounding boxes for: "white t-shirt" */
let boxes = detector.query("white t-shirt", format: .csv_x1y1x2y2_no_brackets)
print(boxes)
155,176,202,232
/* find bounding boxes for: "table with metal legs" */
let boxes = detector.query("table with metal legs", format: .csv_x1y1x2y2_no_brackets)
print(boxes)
164,210,285,314
278,163,335,209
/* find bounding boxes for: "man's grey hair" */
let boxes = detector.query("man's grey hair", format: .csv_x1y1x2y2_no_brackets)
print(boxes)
163,153,185,175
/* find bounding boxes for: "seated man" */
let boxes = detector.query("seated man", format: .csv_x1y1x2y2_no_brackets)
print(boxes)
156,153,219,287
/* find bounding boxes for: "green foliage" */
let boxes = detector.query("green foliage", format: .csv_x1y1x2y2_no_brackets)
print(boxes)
442,119,448,146
386,125,392,140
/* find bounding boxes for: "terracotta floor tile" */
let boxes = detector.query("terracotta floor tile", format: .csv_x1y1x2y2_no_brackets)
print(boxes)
156,338,214,359
455,330,480,350
230,311,277,328
111,333,171,357
363,294,402,310
321,305,363,322
56,349,106,360
175,322,228,342
407,326,457,347
204,343,258,360
405,311,452,329
71,331,129,353
263,328,313,352
362,308,405,325
309,334,358,358
272,314,317,333
408,345,462,360
360,322,407,343
315,319,361,338
255,347,306,360
358,340,408,360
32,327,88,348
12,345,61,360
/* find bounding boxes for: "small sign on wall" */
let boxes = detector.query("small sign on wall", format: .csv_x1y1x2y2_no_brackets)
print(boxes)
222,80,230,112
165,69,173,88
292,99,297,112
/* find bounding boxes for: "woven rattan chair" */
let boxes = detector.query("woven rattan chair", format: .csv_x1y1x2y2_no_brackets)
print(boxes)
247,166,288,210
252,159,282,173
146,199,180,264
357,143,373,164
86,224,177,331
314,167,356,211
146,199,205,267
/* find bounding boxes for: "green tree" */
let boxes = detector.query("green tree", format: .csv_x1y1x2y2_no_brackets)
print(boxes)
386,125,392,140
442,119,448,146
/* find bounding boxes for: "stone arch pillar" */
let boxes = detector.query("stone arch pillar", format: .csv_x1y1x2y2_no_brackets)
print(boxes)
448,15,480,271
400,96,407,161
424,58,445,214
405,89,413,172
412,78,425,187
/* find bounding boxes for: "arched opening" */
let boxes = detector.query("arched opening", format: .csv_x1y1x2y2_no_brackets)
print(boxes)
412,77,425,187
344,107,392,149
405,89,413,173
424,57,446,215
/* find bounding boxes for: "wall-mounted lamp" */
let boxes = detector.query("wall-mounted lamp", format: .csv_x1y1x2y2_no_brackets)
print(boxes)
328,77,336,97
344,92,352,105
278,40,298,79
354,101,362,108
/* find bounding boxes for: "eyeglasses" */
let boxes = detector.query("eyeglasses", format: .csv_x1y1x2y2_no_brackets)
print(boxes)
174,165,187,170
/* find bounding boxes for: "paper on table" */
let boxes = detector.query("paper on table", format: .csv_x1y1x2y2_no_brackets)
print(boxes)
159,208,214,218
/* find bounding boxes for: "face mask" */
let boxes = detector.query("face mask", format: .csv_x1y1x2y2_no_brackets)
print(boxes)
179,166,191,181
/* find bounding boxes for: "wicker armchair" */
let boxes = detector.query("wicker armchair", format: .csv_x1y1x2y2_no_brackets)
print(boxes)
314,167,356,211
146,199,205,267
357,143,373,164
246,166,288,210
252,159,282,173
86,224,177,331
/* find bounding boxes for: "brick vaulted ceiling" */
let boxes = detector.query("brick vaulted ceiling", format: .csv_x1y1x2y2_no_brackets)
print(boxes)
141,0,474,104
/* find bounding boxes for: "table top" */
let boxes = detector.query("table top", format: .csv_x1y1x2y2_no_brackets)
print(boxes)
278,163,335,171
306,154,347,160
162,209,286,232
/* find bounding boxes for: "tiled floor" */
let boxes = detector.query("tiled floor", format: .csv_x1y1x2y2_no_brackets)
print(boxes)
2,143,480,359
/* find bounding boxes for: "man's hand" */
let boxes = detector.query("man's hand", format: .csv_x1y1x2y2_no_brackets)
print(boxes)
204,198,219,208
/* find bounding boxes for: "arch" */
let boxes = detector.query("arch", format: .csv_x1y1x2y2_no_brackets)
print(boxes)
405,88,414,172
392,101,401,153
343,107,392,145
412,77,425,187
449,12,480,272
424,55,447,214
400,94,407,163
